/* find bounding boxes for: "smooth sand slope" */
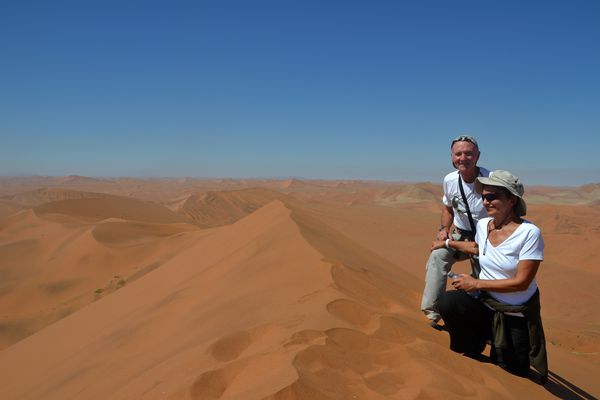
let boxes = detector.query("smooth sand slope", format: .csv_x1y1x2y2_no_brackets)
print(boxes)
0,194,200,350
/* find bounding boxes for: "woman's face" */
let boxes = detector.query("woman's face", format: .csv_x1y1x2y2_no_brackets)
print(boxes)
481,186,516,217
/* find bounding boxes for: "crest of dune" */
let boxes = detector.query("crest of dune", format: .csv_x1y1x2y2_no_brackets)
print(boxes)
33,195,191,224
176,188,285,227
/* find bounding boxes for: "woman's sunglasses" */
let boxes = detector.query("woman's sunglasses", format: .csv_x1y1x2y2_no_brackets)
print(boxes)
481,193,501,202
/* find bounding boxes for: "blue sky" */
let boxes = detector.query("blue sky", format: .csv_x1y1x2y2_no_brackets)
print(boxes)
1,1,599,185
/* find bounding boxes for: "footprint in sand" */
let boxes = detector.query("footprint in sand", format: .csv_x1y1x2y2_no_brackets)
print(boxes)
326,298,376,327
189,361,247,400
208,330,253,362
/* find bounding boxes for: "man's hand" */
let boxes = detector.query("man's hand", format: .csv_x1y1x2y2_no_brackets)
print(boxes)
436,227,449,241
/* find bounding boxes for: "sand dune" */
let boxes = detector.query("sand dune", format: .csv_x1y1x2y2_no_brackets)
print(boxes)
1,187,118,207
0,177,599,399
34,196,191,224
176,188,285,228
527,184,600,205
0,200,23,219
0,198,201,350
1,199,596,399
375,183,441,206
0,175,117,198
0,175,600,204
278,178,309,189
3,176,599,206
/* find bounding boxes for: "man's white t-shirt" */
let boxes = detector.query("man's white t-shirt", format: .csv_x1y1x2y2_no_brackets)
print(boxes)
442,168,491,231
475,217,544,305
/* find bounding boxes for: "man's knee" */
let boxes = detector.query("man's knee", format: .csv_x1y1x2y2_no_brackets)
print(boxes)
426,248,453,270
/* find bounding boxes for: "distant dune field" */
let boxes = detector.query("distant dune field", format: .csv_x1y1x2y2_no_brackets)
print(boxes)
0,177,598,399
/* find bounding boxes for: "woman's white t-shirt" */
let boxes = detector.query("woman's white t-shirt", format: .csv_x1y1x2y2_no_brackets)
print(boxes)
475,217,544,305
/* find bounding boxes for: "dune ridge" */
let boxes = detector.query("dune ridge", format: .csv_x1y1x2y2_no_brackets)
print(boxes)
176,188,284,228
34,196,191,224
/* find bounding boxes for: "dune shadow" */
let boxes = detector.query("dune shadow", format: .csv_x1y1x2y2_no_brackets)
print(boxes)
454,342,597,399
436,329,597,398
536,370,598,400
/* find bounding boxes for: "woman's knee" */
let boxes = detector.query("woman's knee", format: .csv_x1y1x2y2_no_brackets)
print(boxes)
437,290,463,316
506,316,531,375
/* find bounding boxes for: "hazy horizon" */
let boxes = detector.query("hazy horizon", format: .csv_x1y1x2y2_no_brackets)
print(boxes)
1,172,598,188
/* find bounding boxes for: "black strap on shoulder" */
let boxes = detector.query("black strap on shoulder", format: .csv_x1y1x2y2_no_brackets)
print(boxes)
458,170,482,278
458,169,480,235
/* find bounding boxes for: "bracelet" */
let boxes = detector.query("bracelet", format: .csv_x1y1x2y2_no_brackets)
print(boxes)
439,225,449,232
445,239,451,249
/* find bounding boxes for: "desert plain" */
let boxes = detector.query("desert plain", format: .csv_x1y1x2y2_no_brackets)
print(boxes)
0,175,598,399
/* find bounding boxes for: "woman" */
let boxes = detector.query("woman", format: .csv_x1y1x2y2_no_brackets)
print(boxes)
431,170,547,382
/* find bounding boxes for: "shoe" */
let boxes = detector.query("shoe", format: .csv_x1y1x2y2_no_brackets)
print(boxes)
425,313,440,323
428,320,448,331
464,351,486,361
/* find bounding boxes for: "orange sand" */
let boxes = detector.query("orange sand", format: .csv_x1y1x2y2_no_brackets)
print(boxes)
0,177,598,399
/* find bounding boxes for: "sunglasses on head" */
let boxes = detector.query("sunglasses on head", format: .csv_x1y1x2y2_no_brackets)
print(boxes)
451,135,479,148
481,193,500,202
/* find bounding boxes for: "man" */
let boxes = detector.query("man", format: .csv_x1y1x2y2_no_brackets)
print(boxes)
421,135,491,326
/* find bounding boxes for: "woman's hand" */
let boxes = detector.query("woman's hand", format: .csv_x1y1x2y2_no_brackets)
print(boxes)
450,274,479,293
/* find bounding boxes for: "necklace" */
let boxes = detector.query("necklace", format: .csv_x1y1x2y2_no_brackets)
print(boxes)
483,217,513,256
483,224,494,256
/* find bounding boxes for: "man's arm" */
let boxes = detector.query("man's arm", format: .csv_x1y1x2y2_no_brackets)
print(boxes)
436,205,454,240
431,237,478,255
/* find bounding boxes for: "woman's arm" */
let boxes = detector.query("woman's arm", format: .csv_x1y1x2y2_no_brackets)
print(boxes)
431,239,478,255
451,259,541,293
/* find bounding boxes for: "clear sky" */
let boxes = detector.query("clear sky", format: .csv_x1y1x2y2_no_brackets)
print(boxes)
1,0,599,186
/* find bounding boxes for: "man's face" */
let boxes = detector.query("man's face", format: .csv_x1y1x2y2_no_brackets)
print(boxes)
451,141,479,172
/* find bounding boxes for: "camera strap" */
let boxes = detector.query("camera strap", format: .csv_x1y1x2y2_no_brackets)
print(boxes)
458,169,482,277
458,173,477,236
